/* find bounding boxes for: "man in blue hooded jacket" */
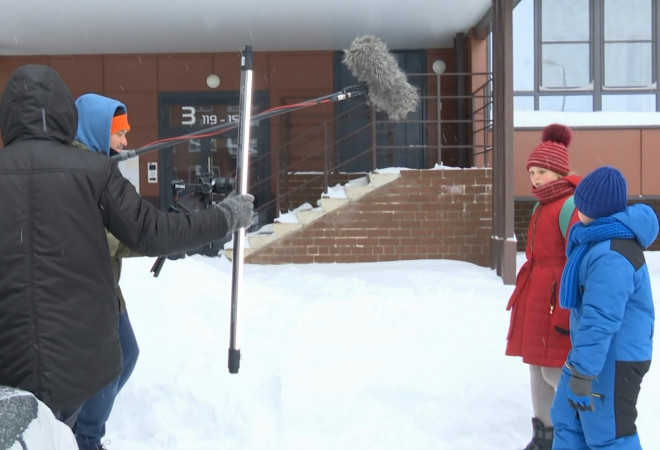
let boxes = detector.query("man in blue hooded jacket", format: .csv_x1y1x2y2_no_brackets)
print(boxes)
551,166,658,449
72,93,141,450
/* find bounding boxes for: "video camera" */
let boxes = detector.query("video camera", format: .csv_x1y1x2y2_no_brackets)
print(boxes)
171,173,236,210
151,172,236,277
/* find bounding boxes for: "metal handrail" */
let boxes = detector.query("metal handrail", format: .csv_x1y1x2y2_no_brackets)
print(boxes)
247,70,494,220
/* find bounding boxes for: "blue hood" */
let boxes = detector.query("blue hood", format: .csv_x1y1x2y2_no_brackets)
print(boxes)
75,93,127,155
613,203,659,249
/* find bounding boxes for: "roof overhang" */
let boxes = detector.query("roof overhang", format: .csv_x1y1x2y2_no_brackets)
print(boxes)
1,0,492,55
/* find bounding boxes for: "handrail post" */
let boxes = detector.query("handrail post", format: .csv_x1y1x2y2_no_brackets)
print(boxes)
324,122,330,194
371,105,377,171
437,71,442,165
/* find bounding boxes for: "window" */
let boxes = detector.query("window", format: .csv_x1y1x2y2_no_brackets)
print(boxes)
513,0,658,112
604,0,653,88
541,0,590,89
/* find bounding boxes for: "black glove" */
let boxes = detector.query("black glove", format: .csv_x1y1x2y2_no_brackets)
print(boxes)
214,193,255,233
566,363,595,411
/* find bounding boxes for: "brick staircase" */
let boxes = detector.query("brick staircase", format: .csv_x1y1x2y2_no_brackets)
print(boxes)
222,167,494,268
224,171,402,261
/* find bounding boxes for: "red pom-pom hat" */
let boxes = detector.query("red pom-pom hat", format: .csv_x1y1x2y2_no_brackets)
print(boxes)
526,123,572,176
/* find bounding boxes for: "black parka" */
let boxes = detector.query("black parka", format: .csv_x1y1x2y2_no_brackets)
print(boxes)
0,65,230,411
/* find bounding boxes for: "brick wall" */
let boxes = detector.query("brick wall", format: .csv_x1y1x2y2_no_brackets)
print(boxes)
514,198,660,252
247,168,493,266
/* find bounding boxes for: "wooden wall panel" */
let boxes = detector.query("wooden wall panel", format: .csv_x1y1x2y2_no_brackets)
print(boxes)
267,51,333,91
103,54,158,93
50,56,104,98
641,129,660,195
570,129,641,195
157,54,214,91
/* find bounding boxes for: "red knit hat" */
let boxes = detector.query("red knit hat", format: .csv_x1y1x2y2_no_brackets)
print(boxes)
526,123,572,176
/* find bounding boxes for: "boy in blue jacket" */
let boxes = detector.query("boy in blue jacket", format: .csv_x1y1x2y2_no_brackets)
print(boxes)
551,166,658,449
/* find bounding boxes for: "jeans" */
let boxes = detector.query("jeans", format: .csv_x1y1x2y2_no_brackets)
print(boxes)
74,311,139,449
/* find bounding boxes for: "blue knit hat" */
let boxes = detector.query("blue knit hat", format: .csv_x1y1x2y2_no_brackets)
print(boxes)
574,166,627,219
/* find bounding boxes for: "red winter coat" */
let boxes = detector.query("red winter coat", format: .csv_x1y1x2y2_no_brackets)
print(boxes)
505,175,581,367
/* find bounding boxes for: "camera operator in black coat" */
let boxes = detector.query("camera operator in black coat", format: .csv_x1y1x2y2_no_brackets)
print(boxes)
0,64,254,427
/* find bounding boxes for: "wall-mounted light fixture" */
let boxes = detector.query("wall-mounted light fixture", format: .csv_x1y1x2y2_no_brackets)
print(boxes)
206,74,221,89
432,59,446,74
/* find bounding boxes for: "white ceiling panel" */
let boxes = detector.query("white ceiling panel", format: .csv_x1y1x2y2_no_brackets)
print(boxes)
0,0,492,55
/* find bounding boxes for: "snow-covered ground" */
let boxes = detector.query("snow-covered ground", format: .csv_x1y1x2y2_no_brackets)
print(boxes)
87,252,660,449
7,251,659,449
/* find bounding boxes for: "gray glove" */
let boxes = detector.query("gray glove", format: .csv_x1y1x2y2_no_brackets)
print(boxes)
566,363,596,411
214,193,255,233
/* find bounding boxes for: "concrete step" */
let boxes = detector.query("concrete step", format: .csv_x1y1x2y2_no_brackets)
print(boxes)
318,197,348,212
369,172,401,188
249,233,278,250
273,222,303,236
344,184,375,201
224,247,253,261
297,208,325,224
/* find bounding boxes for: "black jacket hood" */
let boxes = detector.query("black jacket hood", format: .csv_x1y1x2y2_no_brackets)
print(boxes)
0,64,77,146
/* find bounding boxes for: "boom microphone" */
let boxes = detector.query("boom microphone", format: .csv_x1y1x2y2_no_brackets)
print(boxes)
343,35,420,121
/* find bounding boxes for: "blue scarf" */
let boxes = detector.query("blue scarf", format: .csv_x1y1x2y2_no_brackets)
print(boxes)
560,217,635,309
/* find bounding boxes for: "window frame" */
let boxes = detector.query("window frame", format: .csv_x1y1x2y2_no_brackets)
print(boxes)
513,0,660,112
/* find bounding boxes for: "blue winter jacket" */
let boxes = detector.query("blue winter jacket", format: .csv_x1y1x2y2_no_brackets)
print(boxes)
567,204,658,377
75,93,127,155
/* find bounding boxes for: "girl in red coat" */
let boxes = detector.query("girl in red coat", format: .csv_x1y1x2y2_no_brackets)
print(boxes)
505,124,581,450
